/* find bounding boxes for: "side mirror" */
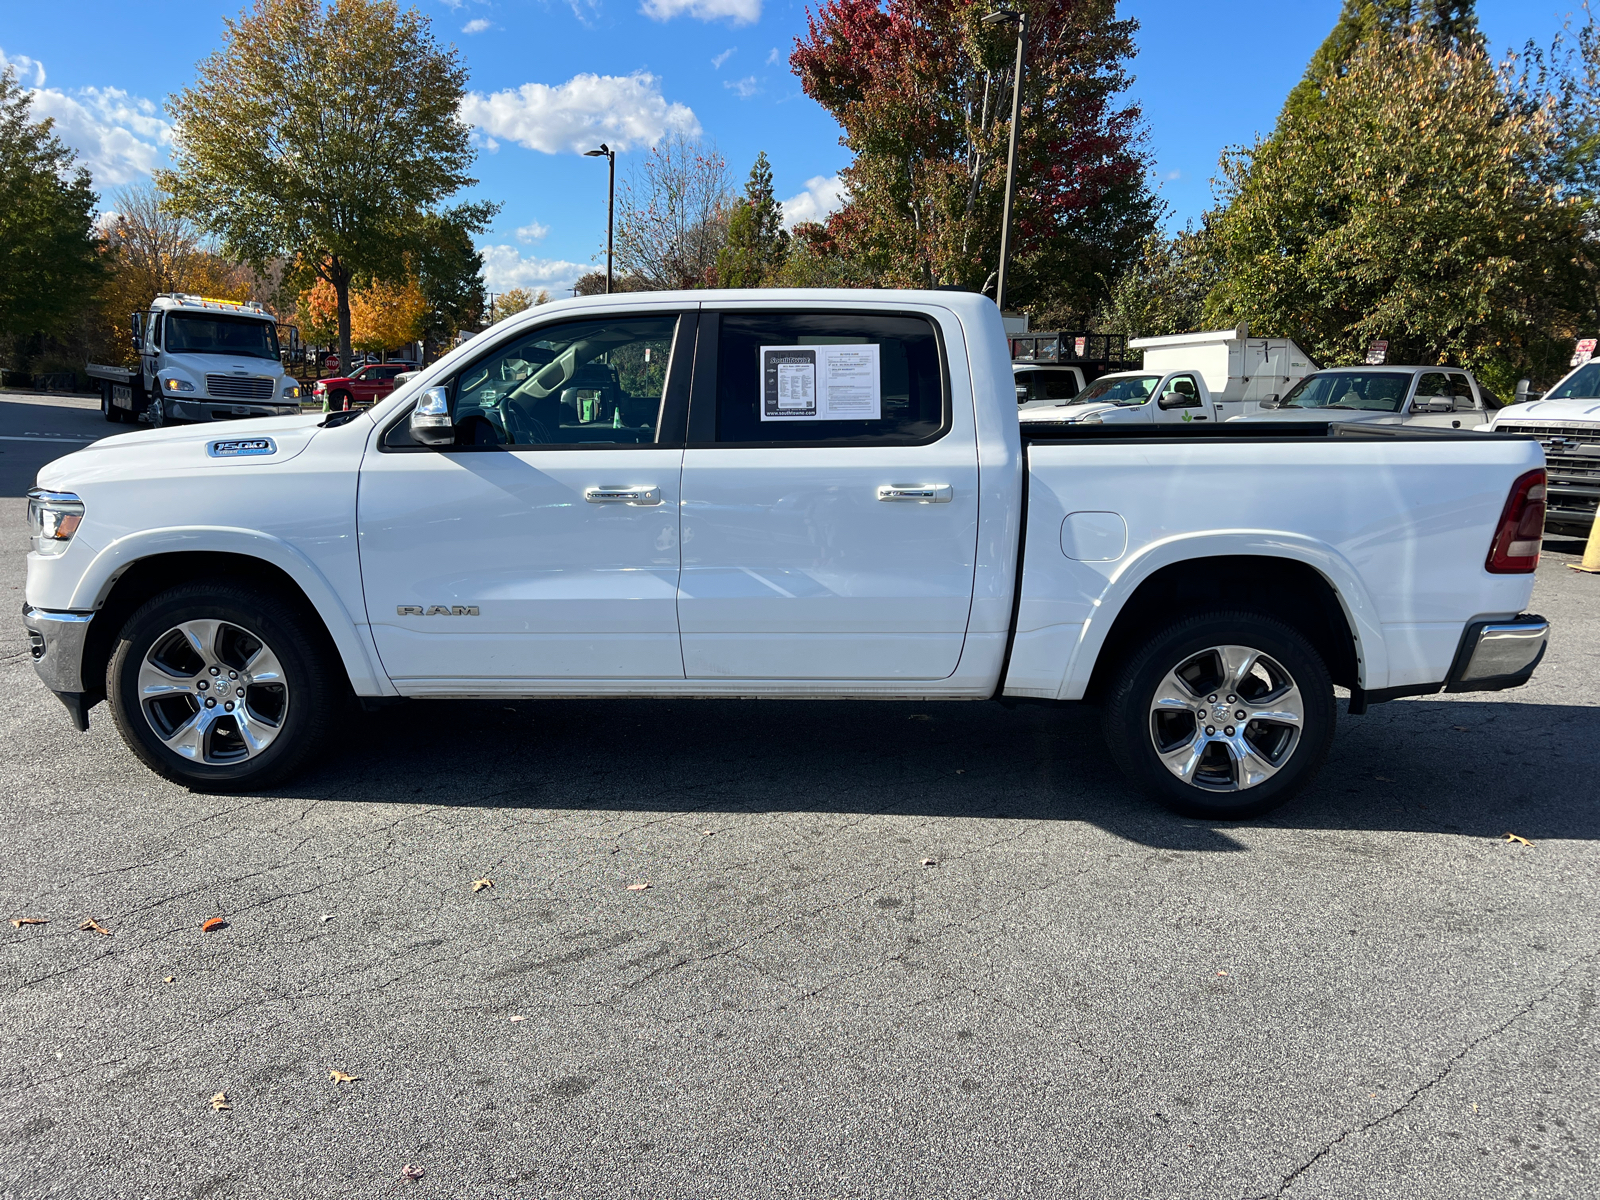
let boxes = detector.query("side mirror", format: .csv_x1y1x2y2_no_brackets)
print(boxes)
1421,397,1452,413
1157,392,1185,410
1262,393,1280,409
1515,379,1531,403
130,312,143,350
1015,385,1029,404
409,387,454,446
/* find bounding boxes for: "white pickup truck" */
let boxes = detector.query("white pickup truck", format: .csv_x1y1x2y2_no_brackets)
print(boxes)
1017,368,1224,426
1486,361,1600,538
23,290,1552,819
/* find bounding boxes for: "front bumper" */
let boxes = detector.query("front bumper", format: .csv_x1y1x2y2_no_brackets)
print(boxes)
167,399,301,421
21,604,95,730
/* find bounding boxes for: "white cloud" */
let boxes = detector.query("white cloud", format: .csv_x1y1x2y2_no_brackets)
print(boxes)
1165,169,1182,181
1,47,172,188
781,174,847,229
460,72,699,155
712,48,736,69
766,47,781,66
724,76,760,99
480,244,588,296
462,18,491,33
515,220,550,242
641,0,760,25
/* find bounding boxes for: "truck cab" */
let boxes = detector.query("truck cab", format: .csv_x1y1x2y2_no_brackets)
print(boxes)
1016,369,1219,426
1488,360,1600,536
1231,366,1498,430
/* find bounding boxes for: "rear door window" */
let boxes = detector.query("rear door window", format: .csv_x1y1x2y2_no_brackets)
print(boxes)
700,311,947,445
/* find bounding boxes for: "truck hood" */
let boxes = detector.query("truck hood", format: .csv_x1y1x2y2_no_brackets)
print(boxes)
1018,400,1120,423
35,413,337,490
161,351,285,380
1492,397,1600,425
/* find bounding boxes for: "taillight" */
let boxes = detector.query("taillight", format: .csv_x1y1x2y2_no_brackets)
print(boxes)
1486,468,1546,573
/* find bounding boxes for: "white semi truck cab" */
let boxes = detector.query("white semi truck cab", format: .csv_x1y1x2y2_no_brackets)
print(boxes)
86,294,302,428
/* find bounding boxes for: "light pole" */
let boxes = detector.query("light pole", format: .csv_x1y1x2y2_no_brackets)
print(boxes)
982,6,1027,314
584,143,616,294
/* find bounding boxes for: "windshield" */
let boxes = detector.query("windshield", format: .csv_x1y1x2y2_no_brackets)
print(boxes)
1070,375,1160,405
165,313,280,360
1280,371,1409,413
1546,362,1600,400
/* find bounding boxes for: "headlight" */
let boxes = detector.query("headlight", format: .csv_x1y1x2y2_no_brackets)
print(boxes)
163,377,195,393
26,489,84,557
313,382,327,394
283,384,301,399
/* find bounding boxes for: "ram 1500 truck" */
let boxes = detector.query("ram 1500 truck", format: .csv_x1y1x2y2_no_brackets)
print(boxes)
22,290,1551,819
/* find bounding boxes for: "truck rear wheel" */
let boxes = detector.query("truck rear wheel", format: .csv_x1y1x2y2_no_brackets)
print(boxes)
100,382,128,423
106,583,341,791
1101,610,1335,819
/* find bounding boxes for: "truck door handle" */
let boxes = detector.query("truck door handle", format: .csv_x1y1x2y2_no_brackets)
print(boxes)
877,484,952,503
584,486,661,505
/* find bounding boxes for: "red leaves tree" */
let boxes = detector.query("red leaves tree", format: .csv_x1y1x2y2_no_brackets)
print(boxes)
791,0,1159,321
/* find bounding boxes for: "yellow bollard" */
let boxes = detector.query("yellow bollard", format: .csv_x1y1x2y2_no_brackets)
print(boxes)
1570,503,1600,574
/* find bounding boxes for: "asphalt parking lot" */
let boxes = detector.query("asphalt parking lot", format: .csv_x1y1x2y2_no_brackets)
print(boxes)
1,392,1596,1199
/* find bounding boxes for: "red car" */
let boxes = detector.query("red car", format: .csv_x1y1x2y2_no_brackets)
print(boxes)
314,361,419,411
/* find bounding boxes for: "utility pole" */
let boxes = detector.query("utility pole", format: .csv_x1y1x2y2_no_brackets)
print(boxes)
983,7,1028,313
585,144,616,294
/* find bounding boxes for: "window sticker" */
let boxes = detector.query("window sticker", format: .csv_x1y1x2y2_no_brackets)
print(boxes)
760,344,881,421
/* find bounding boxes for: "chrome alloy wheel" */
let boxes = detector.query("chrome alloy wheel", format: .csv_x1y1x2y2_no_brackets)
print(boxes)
137,619,289,764
1147,644,1304,792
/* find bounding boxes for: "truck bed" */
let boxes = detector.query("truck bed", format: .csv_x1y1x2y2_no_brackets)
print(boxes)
1019,420,1535,445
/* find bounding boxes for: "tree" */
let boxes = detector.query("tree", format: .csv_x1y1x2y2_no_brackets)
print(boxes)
1205,28,1596,393
297,275,339,346
716,152,791,287
1279,1,1481,125
1096,225,1218,338
0,68,103,355
614,132,733,290
349,274,427,352
413,208,488,358
97,185,258,367
791,0,1159,319
496,288,536,320
158,0,489,373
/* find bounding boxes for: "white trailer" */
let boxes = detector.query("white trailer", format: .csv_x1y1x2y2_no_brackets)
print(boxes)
1129,326,1317,421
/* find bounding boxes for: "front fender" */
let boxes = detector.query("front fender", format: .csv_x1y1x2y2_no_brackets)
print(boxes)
71,526,394,696
1059,530,1390,700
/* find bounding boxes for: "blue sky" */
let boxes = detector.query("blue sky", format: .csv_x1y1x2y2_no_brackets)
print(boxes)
0,0,1580,298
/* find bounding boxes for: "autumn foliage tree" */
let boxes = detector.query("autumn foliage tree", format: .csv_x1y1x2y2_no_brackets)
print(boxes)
792,0,1159,320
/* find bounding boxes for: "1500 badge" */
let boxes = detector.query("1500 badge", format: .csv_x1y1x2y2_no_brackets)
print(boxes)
398,605,479,616
207,437,276,458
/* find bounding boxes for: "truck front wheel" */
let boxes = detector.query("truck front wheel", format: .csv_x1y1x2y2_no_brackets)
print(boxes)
1101,611,1335,819
106,583,341,791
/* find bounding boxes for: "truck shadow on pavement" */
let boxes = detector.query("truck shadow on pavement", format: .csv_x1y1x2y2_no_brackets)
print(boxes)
306,693,1600,853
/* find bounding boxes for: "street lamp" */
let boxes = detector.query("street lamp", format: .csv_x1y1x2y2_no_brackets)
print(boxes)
584,144,616,294
982,6,1028,314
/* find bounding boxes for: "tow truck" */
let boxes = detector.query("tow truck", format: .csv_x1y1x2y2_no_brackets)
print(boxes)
85,294,302,427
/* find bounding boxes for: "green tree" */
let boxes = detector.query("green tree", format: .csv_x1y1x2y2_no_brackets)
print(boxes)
1095,225,1218,338
0,68,104,356
158,0,489,373
414,208,488,357
716,152,791,288
792,0,1160,320
1206,29,1595,392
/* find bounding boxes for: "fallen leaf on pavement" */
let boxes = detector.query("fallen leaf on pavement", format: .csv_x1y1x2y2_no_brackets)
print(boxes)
78,918,111,936
907,714,931,721
1216,970,1229,977
163,976,175,984
8,918,47,928
1374,775,1395,782
329,1069,360,1084
508,1015,527,1022
401,1165,425,1182
955,769,965,774
701,830,715,837
626,882,651,891
920,857,938,867
201,918,227,933
1452,726,1470,732
472,878,493,892
320,914,334,923
1503,832,1534,847
211,1092,231,1111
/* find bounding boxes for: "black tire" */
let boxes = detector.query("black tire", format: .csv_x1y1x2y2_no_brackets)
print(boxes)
106,583,341,791
100,382,119,422
1101,610,1335,819
146,394,167,427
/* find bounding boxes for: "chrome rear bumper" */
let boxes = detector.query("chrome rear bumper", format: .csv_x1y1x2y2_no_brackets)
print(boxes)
1444,613,1549,693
